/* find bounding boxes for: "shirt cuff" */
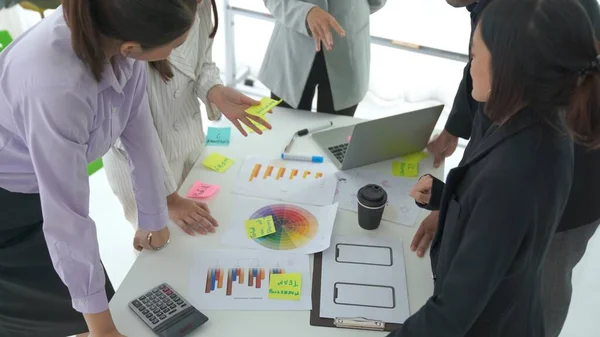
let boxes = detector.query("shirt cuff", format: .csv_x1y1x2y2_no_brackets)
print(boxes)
138,206,169,231
72,290,109,314
415,174,445,211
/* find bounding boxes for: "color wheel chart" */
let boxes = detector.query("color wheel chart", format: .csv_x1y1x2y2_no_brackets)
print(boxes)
249,204,318,250
205,267,287,296
249,164,324,182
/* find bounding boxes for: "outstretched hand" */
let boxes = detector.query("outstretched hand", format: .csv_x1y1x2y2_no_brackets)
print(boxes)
208,85,272,136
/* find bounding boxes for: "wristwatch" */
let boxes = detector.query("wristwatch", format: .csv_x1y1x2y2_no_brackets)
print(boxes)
146,232,171,251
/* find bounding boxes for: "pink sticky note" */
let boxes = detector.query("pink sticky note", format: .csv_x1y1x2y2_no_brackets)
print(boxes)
347,135,352,142
187,181,220,199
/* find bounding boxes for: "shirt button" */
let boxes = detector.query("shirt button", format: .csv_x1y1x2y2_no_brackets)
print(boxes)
111,107,118,114
173,89,181,98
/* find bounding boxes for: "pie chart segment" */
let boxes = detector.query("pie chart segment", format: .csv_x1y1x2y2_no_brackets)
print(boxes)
249,204,318,250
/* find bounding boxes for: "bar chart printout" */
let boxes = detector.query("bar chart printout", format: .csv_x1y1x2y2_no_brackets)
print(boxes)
235,155,338,205
190,249,311,310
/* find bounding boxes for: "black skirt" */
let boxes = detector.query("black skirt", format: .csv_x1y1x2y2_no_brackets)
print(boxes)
0,187,115,337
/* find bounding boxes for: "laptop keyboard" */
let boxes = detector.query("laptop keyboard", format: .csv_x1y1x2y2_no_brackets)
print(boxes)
327,143,349,164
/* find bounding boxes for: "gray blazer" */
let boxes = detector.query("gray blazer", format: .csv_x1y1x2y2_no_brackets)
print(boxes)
258,0,386,111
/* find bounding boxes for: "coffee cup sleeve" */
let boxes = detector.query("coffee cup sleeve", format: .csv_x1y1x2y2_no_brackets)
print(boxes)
414,174,445,211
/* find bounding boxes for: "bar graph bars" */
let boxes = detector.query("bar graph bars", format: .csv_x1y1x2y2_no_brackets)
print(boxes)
250,164,262,182
207,267,287,296
247,164,323,182
205,268,225,294
263,166,274,179
276,168,286,180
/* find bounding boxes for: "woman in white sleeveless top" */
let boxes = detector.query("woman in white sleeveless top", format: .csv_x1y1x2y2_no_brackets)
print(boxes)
104,0,269,236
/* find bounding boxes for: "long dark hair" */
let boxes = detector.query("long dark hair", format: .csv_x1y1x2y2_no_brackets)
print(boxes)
150,0,219,82
61,0,198,82
480,0,600,148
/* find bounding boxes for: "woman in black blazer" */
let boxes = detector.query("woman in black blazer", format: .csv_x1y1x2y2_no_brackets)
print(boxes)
388,0,600,336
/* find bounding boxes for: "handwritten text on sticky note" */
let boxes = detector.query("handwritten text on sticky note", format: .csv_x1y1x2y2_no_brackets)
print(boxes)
245,116,269,134
245,97,282,117
392,161,418,177
186,181,220,199
269,273,302,301
245,216,276,239
202,153,234,173
206,127,231,147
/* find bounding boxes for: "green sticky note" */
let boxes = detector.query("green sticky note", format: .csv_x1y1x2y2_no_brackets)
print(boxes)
245,216,276,239
245,97,282,117
402,151,428,164
244,116,269,133
202,153,234,173
269,273,302,301
206,127,231,147
392,161,418,177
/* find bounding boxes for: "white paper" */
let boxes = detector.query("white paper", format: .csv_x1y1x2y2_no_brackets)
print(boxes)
189,249,311,310
233,155,338,206
320,235,410,324
335,169,421,227
221,195,339,254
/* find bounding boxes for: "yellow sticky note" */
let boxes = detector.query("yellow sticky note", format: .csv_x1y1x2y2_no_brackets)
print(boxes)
268,273,302,301
402,151,428,164
245,216,276,239
202,153,234,173
392,161,418,177
245,116,269,134
245,97,282,117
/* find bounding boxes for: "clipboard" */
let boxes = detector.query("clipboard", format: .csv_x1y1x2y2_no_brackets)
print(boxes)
310,252,403,332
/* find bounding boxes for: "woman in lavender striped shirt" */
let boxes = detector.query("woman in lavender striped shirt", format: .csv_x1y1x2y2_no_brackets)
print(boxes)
0,0,200,336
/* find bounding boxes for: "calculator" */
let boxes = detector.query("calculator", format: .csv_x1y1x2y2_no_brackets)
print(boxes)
129,283,208,337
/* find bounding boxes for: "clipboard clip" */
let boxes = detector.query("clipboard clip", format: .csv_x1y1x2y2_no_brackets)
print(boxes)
334,317,385,331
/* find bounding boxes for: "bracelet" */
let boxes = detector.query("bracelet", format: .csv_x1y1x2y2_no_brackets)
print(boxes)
146,232,171,251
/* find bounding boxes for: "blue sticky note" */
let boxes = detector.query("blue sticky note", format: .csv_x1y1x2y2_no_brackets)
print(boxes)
206,127,231,147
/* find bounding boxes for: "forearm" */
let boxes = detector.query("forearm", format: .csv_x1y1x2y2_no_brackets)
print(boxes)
121,68,169,232
446,0,477,7
84,310,118,335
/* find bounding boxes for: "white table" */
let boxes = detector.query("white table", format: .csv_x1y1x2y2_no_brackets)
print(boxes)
110,107,443,336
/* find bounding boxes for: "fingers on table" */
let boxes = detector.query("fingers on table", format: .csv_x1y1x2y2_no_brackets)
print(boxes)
176,220,195,236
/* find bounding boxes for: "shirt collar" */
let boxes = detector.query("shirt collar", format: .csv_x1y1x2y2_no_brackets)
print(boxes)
98,55,135,93
169,13,200,79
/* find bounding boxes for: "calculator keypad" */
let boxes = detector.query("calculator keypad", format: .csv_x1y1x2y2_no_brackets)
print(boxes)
129,283,191,329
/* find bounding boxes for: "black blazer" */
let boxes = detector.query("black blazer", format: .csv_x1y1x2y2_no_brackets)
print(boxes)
444,0,600,231
388,111,574,337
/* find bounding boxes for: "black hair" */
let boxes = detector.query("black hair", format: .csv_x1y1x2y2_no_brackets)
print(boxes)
480,0,600,148
62,0,198,82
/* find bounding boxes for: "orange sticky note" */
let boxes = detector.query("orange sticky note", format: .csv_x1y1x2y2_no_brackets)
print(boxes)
187,181,220,199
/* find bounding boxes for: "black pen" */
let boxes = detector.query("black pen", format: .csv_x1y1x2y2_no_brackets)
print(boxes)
284,121,333,153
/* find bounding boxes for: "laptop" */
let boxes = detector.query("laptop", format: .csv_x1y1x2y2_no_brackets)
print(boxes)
313,105,444,170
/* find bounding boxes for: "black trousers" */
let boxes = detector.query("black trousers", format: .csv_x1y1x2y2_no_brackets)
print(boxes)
0,187,115,337
271,50,358,117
